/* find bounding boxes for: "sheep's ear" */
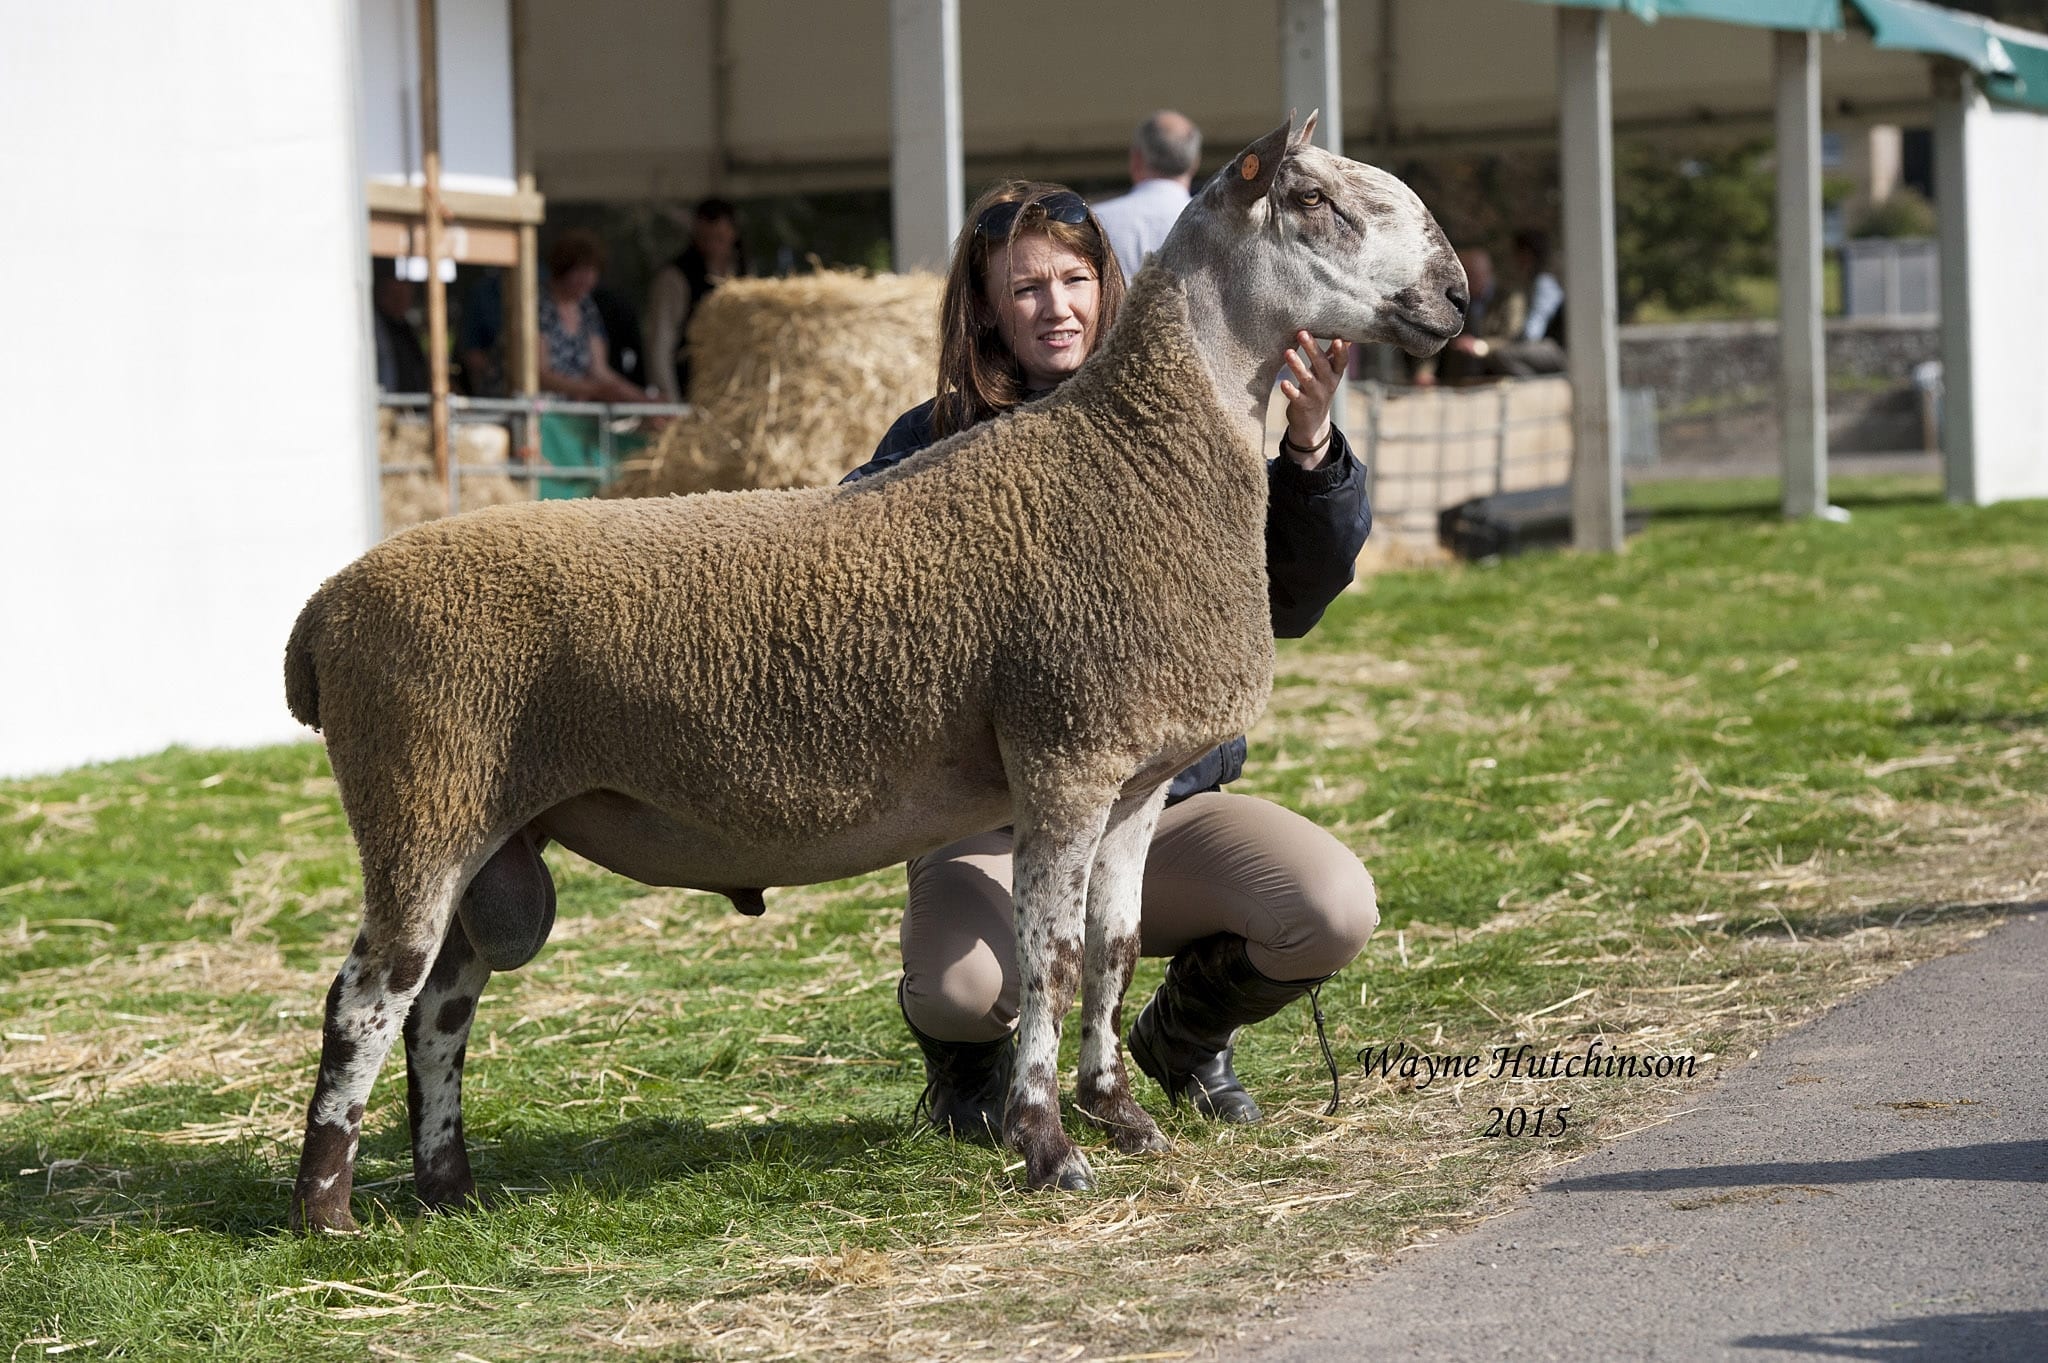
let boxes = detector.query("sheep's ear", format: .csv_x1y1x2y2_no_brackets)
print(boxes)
1222,115,1293,205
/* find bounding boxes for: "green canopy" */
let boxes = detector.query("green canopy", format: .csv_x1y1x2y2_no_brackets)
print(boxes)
1534,0,1844,30
1851,0,2048,109
1527,0,2048,112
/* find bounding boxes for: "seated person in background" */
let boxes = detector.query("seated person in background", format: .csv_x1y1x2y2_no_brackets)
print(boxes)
371,261,431,394
1414,243,1563,386
456,271,505,397
646,198,749,402
538,229,651,404
591,285,648,391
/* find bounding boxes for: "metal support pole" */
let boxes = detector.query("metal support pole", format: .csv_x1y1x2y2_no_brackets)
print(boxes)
1280,0,1342,152
1775,29,1832,520
888,0,962,274
1558,9,1624,553
1933,65,1978,505
1373,0,1396,160
416,0,450,486
1281,0,1343,404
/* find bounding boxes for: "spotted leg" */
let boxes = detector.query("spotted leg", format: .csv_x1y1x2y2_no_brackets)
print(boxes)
289,860,467,1234
402,916,493,1211
1002,798,1111,1192
1077,784,1171,1156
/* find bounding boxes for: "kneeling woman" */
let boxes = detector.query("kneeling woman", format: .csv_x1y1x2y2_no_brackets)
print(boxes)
846,181,1378,1134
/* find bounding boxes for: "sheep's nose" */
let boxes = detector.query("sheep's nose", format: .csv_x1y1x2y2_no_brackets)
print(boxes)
1445,284,1470,319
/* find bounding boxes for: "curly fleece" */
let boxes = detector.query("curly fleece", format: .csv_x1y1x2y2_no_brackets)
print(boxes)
286,266,1276,915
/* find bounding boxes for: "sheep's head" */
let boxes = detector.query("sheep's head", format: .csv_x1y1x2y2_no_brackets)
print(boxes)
1173,114,1468,358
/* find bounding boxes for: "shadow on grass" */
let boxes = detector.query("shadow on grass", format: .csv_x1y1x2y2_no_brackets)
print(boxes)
1733,1310,2048,1360
0,1113,922,1240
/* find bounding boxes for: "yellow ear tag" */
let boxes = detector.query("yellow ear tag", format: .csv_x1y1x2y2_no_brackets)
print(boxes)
1240,154,1261,181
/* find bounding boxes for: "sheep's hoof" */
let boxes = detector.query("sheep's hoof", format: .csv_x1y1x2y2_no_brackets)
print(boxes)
1112,1118,1171,1157
1029,1148,1096,1193
289,1200,361,1236
1079,1095,1171,1155
417,1181,487,1215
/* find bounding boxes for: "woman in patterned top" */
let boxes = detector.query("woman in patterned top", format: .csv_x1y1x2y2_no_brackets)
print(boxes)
538,229,650,404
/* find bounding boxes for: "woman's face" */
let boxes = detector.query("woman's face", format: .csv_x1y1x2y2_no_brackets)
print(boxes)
560,262,600,301
982,232,1100,392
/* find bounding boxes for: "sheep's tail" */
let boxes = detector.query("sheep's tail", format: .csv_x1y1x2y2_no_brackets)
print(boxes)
284,589,326,732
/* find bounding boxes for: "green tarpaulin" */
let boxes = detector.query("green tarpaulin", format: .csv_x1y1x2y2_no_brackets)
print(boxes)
1526,0,2048,112
1851,0,2048,110
1534,0,1844,31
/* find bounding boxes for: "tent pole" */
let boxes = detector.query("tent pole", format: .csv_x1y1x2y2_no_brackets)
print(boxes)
1776,28,1831,520
888,0,962,274
1558,7,1623,552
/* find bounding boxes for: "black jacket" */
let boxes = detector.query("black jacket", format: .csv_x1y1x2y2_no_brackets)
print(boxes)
845,398,1371,803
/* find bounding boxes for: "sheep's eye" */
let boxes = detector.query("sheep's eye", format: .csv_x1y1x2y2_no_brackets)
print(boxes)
1297,188,1325,208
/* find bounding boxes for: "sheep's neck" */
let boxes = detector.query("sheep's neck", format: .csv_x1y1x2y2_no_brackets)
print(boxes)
1173,266,1291,453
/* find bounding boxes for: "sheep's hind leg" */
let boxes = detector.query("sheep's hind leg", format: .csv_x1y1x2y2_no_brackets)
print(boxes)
289,863,465,1234
403,915,494,1211
1002,800,1111,1192
1077,785,1170,1156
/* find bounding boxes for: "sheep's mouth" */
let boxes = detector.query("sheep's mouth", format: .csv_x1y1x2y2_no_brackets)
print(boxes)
1391,311,1461,355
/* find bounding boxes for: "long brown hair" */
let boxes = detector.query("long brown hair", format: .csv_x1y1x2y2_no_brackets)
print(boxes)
929,181,1127,439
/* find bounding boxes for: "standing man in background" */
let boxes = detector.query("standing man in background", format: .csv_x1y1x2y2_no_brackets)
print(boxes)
646,198,749,402
1091,111,1202,282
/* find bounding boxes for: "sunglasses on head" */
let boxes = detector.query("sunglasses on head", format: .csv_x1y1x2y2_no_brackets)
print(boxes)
973,190,1092,241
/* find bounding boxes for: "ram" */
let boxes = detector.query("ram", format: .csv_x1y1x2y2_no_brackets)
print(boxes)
281,116,1465,1232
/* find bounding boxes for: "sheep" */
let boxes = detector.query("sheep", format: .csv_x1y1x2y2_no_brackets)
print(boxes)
282,115,1466,1232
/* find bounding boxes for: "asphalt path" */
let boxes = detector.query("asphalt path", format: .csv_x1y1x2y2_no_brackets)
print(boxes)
1227,905,2048,1363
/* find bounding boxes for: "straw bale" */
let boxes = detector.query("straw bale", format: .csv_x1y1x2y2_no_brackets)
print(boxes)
610,270,943,498
378,410,534,536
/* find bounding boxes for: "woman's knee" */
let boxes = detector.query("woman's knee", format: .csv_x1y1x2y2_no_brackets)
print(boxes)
1264,849,1380,980
900,846,1019,1043
901,947,1015,1042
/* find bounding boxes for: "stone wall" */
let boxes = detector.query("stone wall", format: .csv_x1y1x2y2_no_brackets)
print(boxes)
1619,317,1938,463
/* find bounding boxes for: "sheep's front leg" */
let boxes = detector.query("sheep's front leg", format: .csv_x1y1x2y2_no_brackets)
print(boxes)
1003,801,1111,1192
402,916,493,1211
1077,785,1170,1155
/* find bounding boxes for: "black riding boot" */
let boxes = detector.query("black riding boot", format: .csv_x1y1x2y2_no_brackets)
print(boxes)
901,983,1011,1144
1127,933,1323,1124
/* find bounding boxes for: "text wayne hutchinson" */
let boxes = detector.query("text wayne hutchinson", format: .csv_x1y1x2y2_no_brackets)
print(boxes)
1359,1039,1700,1090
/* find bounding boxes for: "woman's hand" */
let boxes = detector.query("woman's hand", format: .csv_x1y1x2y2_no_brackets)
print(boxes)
1279,331,1349,469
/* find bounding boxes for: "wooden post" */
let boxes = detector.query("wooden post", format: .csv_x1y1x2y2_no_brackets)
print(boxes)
1557,8,1624,553
416,0,450,486
888,0,963,274
1776,28,1831,520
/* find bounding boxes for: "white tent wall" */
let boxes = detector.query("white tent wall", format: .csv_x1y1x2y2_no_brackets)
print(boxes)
1938,80,2048,506
0,0,374,778
360,0,519,195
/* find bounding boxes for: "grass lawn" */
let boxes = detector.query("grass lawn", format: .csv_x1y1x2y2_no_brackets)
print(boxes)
4,474,2044,1361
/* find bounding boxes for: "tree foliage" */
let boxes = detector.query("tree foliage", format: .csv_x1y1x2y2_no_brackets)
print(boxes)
1614,140,1774,323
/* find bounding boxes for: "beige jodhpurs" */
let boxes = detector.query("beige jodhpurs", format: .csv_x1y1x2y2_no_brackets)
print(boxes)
899,790,1379,1043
